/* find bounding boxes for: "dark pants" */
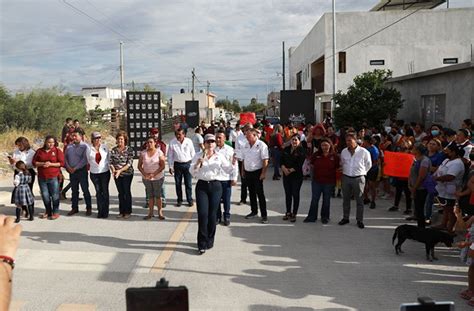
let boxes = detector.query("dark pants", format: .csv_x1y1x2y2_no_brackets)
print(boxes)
38,177,60,215
282,175,303,215
342,175,366,221
196,180,222,250
90,171,111,218
70,167,92,210
272,148,281,178
115,174,133,215
394,179,412,211
414,189,428,228
217,180,232,221
245,169,267,218
238,161,248,202
174,162,193,204
307,180,334,221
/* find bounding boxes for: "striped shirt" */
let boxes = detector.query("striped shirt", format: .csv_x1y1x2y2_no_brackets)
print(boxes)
110,146,134,176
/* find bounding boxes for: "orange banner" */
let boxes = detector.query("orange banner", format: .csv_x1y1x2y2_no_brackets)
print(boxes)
383,151,414,178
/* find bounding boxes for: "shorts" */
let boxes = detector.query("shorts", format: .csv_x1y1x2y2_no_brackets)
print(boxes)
366,166,379,182
143,178,164,199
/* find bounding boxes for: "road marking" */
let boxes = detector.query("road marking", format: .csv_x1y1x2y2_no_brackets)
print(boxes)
150,204,195,274
56,304,96,311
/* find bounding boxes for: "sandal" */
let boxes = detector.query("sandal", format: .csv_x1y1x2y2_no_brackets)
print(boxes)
460,289,474,300
39,213,49,219
158,215,166,220
143,215,153,220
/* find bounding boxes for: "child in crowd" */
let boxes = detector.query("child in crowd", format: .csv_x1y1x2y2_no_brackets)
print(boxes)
13,161,35,222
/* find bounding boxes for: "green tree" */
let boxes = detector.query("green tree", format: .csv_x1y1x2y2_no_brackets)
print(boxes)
242,102,266,113
0,84,12,131
231,99,241,113
143,84,156,92
333,69,403,129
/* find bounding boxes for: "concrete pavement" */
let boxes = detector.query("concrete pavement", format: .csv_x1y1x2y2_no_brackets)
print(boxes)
0,136,469,310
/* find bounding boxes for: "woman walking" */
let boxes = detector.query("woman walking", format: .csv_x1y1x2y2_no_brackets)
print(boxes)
110,131,134,219
32,136,64,219
138,137,166,220
190,134,234,254
304,138,339,224
87,132,111,218
280,134,306,222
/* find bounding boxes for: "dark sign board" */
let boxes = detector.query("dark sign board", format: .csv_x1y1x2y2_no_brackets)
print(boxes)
185,100,199,128
280,90,315,124
126,91,161,158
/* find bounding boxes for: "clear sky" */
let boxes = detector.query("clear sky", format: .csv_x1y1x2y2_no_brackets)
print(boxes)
0,0,472,104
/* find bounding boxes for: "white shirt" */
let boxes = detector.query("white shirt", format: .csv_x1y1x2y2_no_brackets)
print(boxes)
168,137,195,167
190,151,233,181
87,143,110,174
215,144,238,181
235,131,247,160
12,148,36,170
340,146,372,177
458,140,472,161
434,158,465,199
242,139,269,172
229,129,239,143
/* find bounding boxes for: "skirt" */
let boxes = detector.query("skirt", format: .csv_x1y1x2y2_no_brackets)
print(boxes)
14,184,35,206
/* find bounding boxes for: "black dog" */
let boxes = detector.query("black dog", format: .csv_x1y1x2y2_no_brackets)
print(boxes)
392,224,454,261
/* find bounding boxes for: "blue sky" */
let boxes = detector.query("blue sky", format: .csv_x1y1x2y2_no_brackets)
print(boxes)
0,0,472,104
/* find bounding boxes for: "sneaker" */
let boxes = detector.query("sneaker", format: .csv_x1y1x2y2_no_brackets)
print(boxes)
338,218,350,226
245,212,258,219
369,201,376,209
388,206,399,212
198,249,206,255
261,217,268,224
67,209,78,216
357,221,365,229
51,214,60,220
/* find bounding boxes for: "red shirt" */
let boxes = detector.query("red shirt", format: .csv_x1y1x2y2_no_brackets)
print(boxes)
311,153,340,184
32,147,65,179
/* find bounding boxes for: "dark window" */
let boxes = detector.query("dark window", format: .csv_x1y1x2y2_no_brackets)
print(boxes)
338,52,346,73
296,71,302,90
91,93,99,97
370,60,384,66
443,58,458,64
421,94,446,126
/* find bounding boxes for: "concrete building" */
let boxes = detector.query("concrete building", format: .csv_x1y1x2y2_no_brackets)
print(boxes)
386,61,474,128
266,91,280,117
81,86,127,111
170,91,217,122
288,5,474,122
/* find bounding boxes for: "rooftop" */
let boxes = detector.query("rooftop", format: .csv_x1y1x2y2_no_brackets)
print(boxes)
370,0,446,11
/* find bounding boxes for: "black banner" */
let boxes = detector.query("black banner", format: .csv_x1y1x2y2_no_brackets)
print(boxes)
280,90,315,125
185,100,199,128
126,91,161,158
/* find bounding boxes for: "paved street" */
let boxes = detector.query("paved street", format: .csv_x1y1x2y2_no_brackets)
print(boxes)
0,140,469,311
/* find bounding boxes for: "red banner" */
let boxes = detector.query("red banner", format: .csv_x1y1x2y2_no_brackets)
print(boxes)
240,112,256,125
383,151,414,178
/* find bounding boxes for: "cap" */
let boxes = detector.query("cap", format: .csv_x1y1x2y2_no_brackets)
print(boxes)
204,134,216,141
91,132,101,139
150,128,159,134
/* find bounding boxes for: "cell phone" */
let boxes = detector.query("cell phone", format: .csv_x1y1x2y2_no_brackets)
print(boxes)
400,302,454,311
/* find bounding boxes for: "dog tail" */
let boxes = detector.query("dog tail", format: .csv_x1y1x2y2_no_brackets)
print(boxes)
392,228,398,245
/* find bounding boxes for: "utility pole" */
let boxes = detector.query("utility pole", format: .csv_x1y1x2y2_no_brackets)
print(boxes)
119,41,125,105
191,68,195,101
282,41,286,91
332,0,337,117
206,80,210,122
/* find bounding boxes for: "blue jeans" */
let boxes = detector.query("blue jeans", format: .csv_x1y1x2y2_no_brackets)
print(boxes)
196,180,222,250
307,181,335,221
70,167,92,210
39,177,60,215
217,181,232,221
272,148,281,178
90,171,110,218
174,162,193,203
425,192,435,220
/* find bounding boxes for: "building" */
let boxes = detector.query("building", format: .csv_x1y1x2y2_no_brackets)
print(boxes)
170,90,217,122
266,91,280,117
288,4,474,122
81,86,127,111
386,61,474,128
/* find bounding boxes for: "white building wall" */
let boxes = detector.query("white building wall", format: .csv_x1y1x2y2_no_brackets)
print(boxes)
81,87,125,99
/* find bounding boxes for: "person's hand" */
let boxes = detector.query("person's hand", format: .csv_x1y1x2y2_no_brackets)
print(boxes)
0,215,22,259
43,161,51,168
259,173,266,181
454,206,462,218
147,174,154,180
231,181,237,186
114,171,121,179
7,156,15,165
169,168,174,175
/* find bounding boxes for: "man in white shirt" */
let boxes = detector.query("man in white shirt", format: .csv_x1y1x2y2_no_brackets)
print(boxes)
339,133,372,229
215,130,239,226
168,128,196,206
235,123,252,205
241,128,270,223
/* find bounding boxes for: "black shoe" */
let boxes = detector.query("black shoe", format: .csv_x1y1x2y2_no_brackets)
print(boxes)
321,219,329,224
238,201,247,206
363,198,370,205
188,201,194,207
357,221,365,229
223,219,230,226
177,201,182,207
303,218,316,223
245,212,257,219
67,209,79,216
261,217,268,224
337,190,342,198
198,249,206,255
338,219,349,226
369,201,376,209
388,206,399,212
403,209,412,215
85,209,92,216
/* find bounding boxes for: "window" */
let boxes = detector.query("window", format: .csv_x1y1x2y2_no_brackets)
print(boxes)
296,71,302,90
338,52,346,73
421,94,446,126
370,60,384,66
443,58,458,64
91,93,99,97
